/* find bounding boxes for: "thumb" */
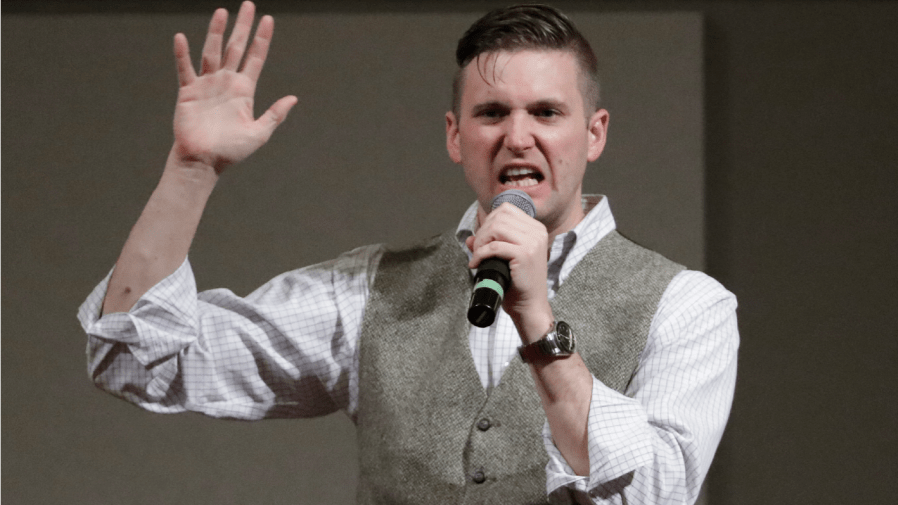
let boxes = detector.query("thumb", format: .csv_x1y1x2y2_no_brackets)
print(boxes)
257,95,298,136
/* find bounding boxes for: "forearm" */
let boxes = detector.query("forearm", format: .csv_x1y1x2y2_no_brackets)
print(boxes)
544,273,739,502
529,353,594,476
81,245,380,419
103,149,217,314
543,382,692,504
545,368,733,504
517,306,594,477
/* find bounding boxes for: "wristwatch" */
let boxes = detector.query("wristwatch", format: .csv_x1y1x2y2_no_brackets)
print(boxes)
518,320,576,363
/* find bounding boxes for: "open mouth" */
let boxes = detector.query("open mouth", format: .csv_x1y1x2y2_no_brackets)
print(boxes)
499,167,544,188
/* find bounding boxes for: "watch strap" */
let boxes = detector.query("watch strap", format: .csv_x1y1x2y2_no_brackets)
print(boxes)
517,321,573,363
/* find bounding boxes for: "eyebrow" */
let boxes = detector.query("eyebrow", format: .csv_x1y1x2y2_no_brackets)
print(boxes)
470,99,568,115
471,101,509,115
528,99,568,112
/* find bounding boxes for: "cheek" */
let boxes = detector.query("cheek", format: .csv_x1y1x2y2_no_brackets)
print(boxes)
462,129,496,157
552,135,589,174
461,156,492,196
548,155,586,191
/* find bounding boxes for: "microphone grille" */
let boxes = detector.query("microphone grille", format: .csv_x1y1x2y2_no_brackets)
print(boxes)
490,189,535,218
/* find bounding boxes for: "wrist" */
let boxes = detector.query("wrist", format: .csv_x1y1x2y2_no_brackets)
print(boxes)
150,152,219,223
512,304,555,345
518,320,577,364
163,149,219,195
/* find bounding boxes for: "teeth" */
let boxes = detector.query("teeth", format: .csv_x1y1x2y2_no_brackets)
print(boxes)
506,178,538,187
504,167,536,177
500,166,542,187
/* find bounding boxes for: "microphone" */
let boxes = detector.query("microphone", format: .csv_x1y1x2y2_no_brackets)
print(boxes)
467,189,536,328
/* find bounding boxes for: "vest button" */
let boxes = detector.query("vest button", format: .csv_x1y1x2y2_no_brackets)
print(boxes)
476,418,491,431
472,469,486,484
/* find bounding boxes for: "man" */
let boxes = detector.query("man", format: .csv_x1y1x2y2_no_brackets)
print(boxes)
79,2,738,503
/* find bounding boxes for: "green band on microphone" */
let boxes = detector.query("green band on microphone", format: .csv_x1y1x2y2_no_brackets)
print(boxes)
474,278,504,298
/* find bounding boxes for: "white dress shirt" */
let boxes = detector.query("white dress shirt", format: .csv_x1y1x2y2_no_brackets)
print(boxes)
79,195,738,504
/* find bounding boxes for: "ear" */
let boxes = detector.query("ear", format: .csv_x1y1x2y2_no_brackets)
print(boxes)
586,108,609,162
446,111,462,164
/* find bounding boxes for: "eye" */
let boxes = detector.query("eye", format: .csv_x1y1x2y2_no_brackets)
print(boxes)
478,107,507,119
532,108,560,118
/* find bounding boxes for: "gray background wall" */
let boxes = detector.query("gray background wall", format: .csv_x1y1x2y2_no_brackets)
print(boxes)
3,1,897,505
3,4,705,504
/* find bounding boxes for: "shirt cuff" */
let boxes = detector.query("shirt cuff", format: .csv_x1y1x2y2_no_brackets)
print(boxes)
543,376,654,497
77,258,199,366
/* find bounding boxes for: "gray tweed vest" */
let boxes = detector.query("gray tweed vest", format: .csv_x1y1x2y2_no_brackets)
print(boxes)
356,230,684,504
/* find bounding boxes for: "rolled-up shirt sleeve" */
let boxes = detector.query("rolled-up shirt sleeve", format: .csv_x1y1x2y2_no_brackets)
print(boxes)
78,245,381,420
544,270,739,504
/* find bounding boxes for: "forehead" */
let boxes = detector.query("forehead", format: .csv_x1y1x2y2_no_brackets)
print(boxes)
459,50,585,108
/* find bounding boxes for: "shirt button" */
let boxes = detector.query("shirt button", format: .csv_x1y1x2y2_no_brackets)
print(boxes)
472,469,486,484
476,418,491,431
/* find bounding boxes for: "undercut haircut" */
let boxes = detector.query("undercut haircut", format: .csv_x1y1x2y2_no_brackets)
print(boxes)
452,4,601,117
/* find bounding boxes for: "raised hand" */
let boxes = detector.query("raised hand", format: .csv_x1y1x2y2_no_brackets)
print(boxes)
102,2,296,314
171,1,297,173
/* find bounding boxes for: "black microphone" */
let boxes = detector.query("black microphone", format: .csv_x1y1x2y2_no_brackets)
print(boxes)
467,189,536,328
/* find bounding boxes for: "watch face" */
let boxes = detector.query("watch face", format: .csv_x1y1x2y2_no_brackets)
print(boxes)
555,321,575,353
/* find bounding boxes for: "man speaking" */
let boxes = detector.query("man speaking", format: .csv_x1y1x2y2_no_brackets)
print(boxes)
78,2,738,503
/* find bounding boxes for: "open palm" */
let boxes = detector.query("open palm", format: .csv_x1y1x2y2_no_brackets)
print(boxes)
171,1,296,172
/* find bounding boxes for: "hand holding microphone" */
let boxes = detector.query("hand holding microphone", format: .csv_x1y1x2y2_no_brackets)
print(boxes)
467,190,536,327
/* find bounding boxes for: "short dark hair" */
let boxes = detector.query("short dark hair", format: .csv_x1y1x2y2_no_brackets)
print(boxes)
451,4,600,116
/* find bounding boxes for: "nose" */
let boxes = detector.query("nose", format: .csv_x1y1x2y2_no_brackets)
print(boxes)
503,112,535,153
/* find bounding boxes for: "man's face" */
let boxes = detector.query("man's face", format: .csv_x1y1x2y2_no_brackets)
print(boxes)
446,49,609,236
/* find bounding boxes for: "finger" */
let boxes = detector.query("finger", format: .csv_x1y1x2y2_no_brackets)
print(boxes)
173,33,197,86
200,8,228,74
473,213,532,250
468,241,517,269
496,201,533,216
241,14,274,82
223,1,256,71
255,95,298,138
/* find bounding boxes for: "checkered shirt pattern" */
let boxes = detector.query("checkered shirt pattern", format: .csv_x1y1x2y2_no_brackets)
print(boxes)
79,195,738,504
